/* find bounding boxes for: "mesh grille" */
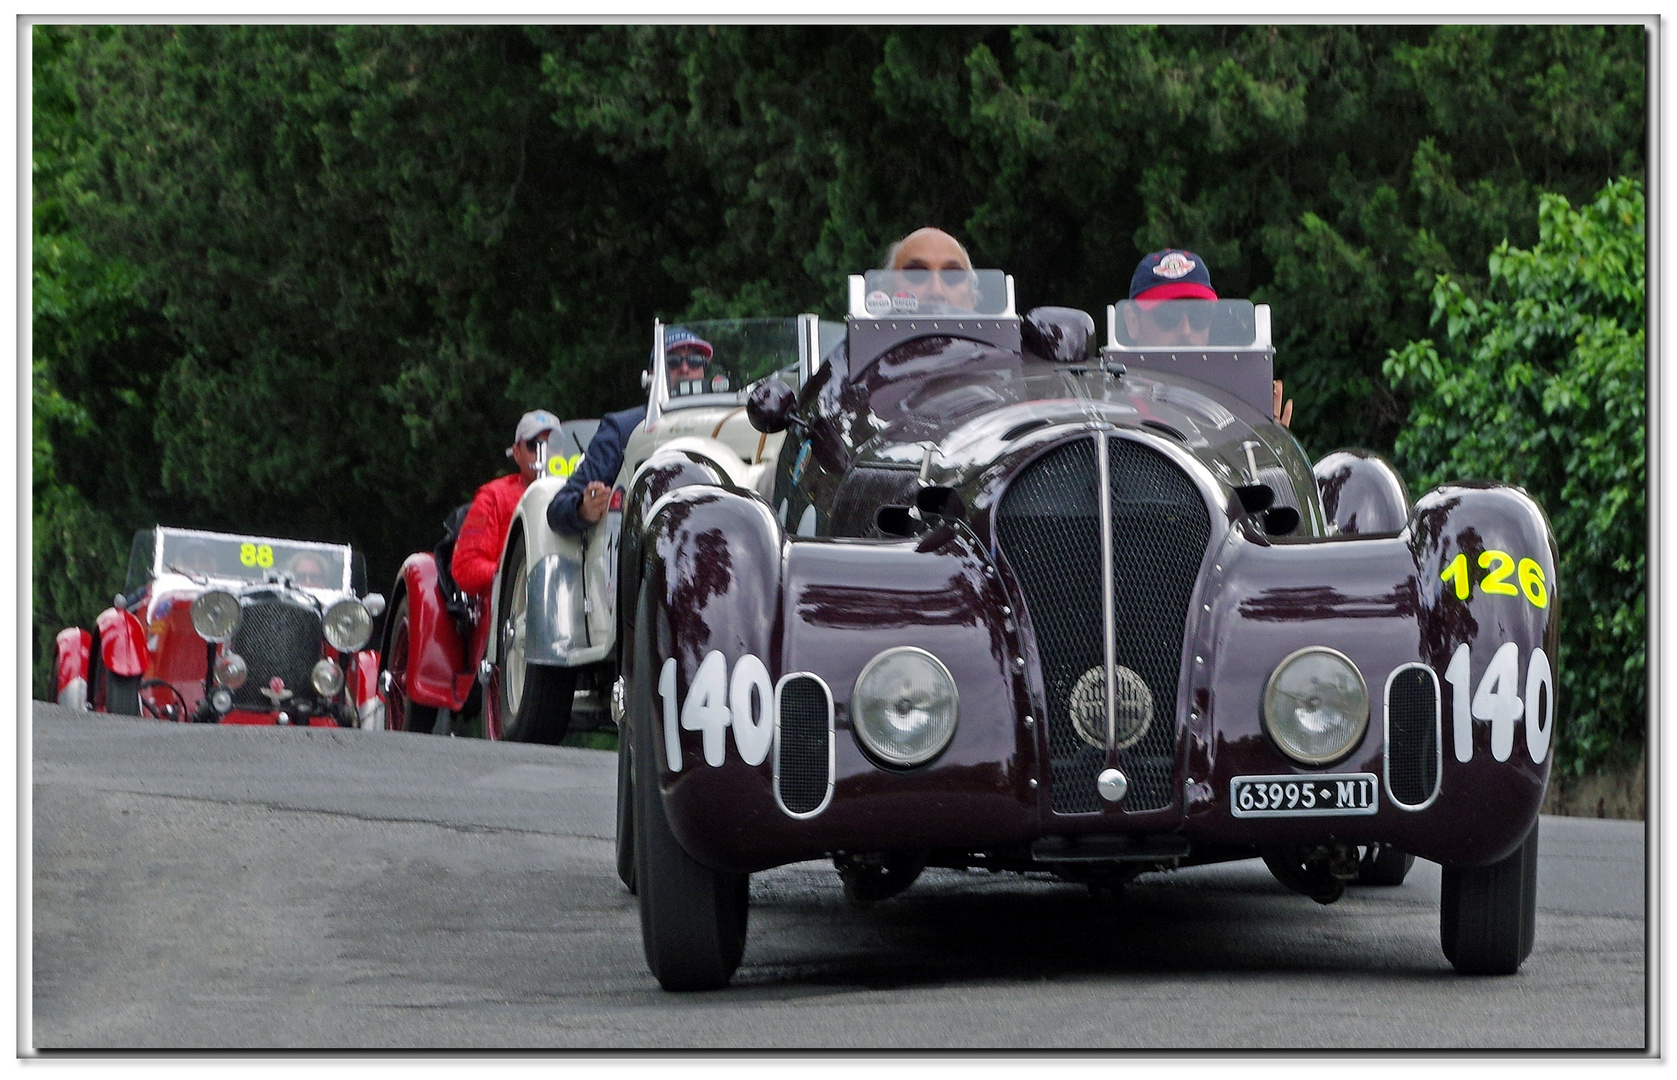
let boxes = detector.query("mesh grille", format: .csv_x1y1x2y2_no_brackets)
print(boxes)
1386,667,1440,806
230,598,323,709
997,436,1211,813
777,676,831,815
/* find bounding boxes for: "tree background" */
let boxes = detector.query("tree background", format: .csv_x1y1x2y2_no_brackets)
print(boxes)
31,23,1648,775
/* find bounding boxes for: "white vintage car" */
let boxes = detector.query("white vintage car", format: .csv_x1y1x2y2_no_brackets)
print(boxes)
378,317,839,743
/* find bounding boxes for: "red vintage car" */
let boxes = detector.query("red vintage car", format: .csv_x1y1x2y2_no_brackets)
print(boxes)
51,526,384,728
375,420,609,740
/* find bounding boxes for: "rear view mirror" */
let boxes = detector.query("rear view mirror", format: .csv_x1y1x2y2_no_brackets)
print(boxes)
1022,306,1095,364
747,378,798,434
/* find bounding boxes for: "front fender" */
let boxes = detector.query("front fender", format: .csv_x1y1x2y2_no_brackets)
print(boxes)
54,627,91,709
395,553,471,710
1188,481,1558,867
636,486,1036,874
510,475,613,668
95,607,148,677
351,650,384,729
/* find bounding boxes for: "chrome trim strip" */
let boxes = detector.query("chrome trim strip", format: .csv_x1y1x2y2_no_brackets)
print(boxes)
1383,662,1444,810
1095,433,1118,754
524,551,590,665
797,312,820,385
646,317,666,426
772,671,835,819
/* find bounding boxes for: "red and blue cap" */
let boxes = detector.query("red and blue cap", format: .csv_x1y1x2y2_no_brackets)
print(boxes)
1129,249,1218,307
653,326,715,364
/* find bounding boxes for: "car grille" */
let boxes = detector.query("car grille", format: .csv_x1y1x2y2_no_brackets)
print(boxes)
775,675,833,816
1386,665,1441,807
230,597,323,710
997,435,1211,814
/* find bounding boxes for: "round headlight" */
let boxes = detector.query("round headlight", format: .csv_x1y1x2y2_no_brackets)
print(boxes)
311,659,345,698
323,599,372,652
851,647,958,767
1262,647,1369,765
213,652,248,690
191,590,242,643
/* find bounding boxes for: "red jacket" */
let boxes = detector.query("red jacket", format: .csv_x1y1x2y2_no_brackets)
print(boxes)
452,472,531,598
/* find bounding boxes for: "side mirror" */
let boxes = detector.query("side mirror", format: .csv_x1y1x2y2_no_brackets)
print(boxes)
1022,306,1095,365
747,378,798,434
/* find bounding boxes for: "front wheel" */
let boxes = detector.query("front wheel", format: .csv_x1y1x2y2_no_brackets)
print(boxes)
384,594,440,735
631,582,747,990
1441,823,1538,975
93,639,140,716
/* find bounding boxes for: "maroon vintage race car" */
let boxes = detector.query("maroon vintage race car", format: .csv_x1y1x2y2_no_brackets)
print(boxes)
614,270,1558,990
51,526,384,727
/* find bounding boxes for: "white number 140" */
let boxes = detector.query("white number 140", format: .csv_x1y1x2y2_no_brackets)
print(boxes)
1443,642,1553,764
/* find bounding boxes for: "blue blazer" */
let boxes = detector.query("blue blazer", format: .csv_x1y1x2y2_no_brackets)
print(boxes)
546,406,648,536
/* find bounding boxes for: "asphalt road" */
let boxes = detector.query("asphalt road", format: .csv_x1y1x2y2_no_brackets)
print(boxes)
29,703,1648,1051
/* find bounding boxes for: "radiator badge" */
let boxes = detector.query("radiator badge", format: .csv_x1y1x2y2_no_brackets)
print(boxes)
259,676,293,707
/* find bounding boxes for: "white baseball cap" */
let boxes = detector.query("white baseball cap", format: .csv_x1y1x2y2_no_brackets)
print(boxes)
506,409,559,457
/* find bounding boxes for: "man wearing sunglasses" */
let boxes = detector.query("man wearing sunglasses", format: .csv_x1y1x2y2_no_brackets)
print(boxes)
546,327,716,536
883,226,980,313
453,409,560,600
1124,248,1294,428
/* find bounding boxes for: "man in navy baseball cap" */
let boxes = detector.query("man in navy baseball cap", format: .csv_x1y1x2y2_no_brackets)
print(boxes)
1123,248,1292,427
657,326,715,397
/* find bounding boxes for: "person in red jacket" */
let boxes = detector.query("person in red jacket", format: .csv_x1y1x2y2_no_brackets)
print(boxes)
451,409,559,599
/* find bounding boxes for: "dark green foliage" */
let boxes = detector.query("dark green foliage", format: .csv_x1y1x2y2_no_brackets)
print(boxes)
1387,179,1645,775
33,23,1647,764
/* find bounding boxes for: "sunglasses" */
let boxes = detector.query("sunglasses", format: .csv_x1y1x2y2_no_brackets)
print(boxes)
899,266,972,288
665,351,710,370
522,436,547,452
1141,301,1214,333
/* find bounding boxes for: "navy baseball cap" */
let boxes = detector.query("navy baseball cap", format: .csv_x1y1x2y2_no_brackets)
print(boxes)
1129,249,1218,306
652,326,714,364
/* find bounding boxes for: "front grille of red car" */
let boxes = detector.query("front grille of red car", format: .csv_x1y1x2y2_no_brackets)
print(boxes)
1385,664,1441,807
997,435,1211,814
229,596,323,711
774,675,833,816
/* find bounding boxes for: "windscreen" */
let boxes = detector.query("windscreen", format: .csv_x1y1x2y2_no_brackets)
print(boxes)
1109,299,1258,349
157,528,350,590
859,268,1012,317
660,318,803,408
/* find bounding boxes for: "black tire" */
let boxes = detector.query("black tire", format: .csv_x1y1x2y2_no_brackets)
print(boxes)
93,638,141,716
1357,844,1416,886
496,533,575,745
384,593,440,735
1441,823,1539,975
631,581,747,991
616,722,637,893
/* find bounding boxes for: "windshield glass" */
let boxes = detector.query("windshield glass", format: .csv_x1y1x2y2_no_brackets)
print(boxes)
659,318,806,410
1110,298,1258,349
858,268,1012,318
156,527,351,590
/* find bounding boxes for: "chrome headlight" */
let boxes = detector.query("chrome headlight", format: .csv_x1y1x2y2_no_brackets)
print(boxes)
191,590,242,643
213,652,248,690
851,647,958,767
323,599,372,652
1262,647,1370,765
311,659,345,698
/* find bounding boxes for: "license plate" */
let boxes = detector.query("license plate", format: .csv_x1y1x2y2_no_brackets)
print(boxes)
1230,773,1379,818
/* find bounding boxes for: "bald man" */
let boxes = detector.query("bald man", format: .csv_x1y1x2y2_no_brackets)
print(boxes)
882,226,980,313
